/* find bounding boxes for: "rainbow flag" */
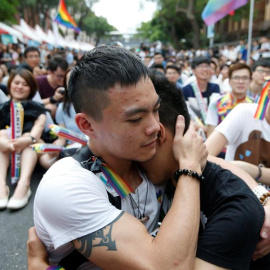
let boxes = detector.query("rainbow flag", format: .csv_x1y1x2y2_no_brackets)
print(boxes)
100,164,134,198
202,0,248,26
254,81,270,120
31,143,65,153
54,0,81,33
49,124,88,145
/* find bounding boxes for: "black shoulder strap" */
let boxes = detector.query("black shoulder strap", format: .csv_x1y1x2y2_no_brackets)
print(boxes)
58,146,121,269
72,146,122,209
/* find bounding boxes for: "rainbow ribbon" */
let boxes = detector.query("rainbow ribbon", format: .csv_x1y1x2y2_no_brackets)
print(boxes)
254,80,270,120
31,143,64,153
10,101,24,184
49,124,88,145
100,163,134,198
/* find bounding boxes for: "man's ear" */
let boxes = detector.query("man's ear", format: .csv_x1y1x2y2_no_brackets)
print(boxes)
158,123,166,144
75,113,96,138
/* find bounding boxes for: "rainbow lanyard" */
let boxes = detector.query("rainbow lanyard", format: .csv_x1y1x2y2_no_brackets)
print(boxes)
88,155,134,198
98,160,134,198
254,80,270,120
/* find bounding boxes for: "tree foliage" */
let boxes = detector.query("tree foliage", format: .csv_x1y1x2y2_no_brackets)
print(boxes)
0,0,19,24
14,0,115,42
137,0,258,49
137,0,208,49
82,14,116,46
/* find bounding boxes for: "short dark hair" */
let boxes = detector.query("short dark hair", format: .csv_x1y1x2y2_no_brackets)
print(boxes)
151,63,164,71
149,70,190,135
220,64,230,71
191,56,210,69
228,63,252,79
251,59,270,72
24,46,40,58
8,68,37,99
68,46,149,121
48,55,68,72
165,65,181,74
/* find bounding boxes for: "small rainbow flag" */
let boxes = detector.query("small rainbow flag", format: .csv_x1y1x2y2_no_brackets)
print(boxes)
202,0,248,26
49,124,88,145
100,163,134,198
254,81,270,120
54,0,81,33
31,143,64,153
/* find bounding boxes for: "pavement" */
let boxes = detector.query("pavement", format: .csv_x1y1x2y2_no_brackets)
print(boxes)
0,166,46,270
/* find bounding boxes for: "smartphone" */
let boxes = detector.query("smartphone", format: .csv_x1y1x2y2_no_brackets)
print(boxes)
58,87,66,94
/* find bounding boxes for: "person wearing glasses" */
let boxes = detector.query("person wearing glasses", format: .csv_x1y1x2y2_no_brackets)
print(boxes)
36,55,68,118
249,59,270,99
182,57,220,133
206,63,253,137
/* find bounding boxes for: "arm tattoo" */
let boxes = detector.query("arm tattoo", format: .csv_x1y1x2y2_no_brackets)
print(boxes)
75,212,124,259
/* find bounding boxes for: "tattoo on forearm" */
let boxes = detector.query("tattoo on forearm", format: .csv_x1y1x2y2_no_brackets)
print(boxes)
75,212,124,258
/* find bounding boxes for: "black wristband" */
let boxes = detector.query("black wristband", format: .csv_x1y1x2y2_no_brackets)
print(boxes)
50,96,57,104
174,168,205,182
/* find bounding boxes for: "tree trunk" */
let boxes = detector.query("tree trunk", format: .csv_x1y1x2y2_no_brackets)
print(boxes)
176,0,200,49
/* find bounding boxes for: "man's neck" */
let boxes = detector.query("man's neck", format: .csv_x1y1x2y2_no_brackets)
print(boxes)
47,74,58,89
197,79,208,92
231,91,246,101
89,142,142,190
249,81,263,96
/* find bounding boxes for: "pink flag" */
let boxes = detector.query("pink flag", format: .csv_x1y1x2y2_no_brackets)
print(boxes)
202,0,248,26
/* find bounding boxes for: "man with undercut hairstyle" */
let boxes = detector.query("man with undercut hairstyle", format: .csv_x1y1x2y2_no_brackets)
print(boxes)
34,45,207,269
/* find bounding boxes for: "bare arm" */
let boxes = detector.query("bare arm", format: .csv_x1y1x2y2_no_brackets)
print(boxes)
205,130,228,157
27,227,49,270
73,116,207,270
206,125,216,138
230,160,270,186
12,114,46,152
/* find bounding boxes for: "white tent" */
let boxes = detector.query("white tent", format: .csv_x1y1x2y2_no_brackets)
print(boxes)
13,19,42,43
0,22,24,42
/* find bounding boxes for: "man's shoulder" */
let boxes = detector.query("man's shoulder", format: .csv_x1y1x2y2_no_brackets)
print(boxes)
36,75,48,83
182,84,194,96
19,63,32,72
40,157,98,186
207,82,220,93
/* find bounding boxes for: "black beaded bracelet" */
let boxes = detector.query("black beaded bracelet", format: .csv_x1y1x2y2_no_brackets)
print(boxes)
174,168,205,182
50,96,57,104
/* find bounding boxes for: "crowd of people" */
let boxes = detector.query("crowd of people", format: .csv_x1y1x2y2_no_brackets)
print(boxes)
0,37,269,270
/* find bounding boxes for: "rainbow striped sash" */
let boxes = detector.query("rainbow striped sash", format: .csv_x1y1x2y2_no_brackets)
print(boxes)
10,101,24,184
